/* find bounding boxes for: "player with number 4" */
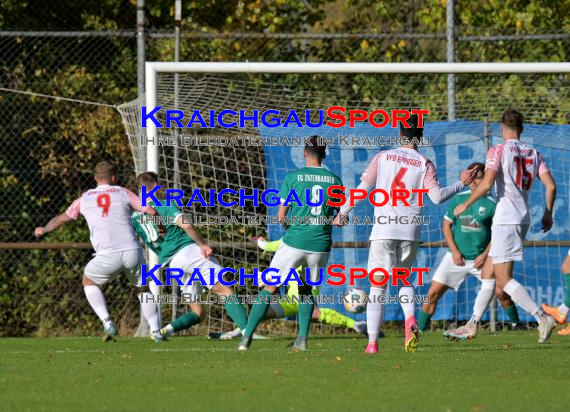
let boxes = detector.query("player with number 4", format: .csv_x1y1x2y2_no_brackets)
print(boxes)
334,114,479,354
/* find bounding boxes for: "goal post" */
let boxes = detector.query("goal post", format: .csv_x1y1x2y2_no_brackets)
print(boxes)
120,61,570,335
144,61,570,169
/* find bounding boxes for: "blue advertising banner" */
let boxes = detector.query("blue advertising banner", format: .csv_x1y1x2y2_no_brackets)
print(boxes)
262,120,570,322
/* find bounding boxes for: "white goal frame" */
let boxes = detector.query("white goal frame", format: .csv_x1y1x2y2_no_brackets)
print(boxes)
145,61,570,173
142,61,570,329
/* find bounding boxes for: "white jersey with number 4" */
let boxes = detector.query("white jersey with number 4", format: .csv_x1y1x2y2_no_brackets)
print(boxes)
361,147,440,241
65,184,150,255
485,139,549,225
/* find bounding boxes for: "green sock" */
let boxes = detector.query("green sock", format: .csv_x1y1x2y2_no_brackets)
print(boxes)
318,308,355,329
171,311,200,332
224,294,248,330
417,310,432,332
243,290,272,337
564,274,570,307
504,305,520,325
298,295,315,338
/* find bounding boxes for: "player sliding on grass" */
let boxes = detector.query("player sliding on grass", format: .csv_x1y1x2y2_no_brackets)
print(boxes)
335,114,478,354
34,161,163,341
132,172,249,339
541,249,570,336
214,237,366,340
417,163,521,331
447,108,557,343
238,136,343,351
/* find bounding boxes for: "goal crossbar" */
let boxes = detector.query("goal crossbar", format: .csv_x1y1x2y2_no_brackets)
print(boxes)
144,61,570,172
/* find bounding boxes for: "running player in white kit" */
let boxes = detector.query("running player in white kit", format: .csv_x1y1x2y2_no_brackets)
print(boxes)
34,161,163,341
336,115,478,354
449,109,557,343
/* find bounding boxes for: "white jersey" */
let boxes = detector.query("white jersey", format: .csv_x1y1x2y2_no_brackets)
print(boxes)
485,139,549,225
65,184,150,255
361,147,440,241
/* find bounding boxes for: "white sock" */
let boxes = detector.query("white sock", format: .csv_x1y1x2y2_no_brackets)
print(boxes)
138,292,161,333
471,279,495,323
398,286,415,319
503,279,543,323
367,287,386,343
84,285,110,323
558,303,569,316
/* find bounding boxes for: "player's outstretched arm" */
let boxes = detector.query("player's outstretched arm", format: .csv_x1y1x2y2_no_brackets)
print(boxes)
34,212,73,238
175,216,212,258
334,181,373,226
256,237,282,253
426,164,478,205
539,171,556,232
454,169,495,217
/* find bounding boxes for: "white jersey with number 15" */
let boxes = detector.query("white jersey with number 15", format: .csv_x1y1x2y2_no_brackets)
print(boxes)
485,139,549,225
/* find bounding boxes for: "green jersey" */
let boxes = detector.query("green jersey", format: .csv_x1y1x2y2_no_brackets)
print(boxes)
131,201,194,264
279,166,343,253
444,191,496,260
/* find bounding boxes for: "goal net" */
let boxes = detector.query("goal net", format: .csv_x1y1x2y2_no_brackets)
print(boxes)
118,63,570,335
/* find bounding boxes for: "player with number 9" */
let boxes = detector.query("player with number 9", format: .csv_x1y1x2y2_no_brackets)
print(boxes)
34,161,163,341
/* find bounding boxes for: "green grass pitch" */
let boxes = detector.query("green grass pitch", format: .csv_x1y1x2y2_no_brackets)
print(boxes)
1,331,568,411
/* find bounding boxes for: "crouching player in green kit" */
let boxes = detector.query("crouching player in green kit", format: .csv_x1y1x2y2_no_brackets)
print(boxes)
132,172,248,338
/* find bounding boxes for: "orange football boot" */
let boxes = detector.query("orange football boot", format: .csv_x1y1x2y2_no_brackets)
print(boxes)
541,304,567,324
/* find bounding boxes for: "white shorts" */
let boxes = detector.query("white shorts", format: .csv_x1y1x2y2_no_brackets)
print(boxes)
84,248,144,286
489,224,529,264
368,239,419,285
431,251,482,290
169,244,224,296
258,243,330,287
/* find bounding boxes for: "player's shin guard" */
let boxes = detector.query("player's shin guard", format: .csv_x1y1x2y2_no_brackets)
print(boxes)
318,308,355,329
298,295,315,338
367,287,386,343
171,312,201,332
138,292,161,333
84,285,110,323
243,290,272,337
398,286,415,319
503,279,542,322
224,294,248,330
471,279,495,322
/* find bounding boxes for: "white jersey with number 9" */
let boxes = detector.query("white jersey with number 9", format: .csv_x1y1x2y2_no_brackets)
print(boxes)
65,184,150,255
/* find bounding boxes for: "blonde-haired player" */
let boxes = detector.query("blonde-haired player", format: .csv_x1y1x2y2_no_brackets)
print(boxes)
34,161,163,341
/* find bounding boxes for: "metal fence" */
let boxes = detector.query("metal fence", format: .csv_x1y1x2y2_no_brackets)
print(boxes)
1,28,569,336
